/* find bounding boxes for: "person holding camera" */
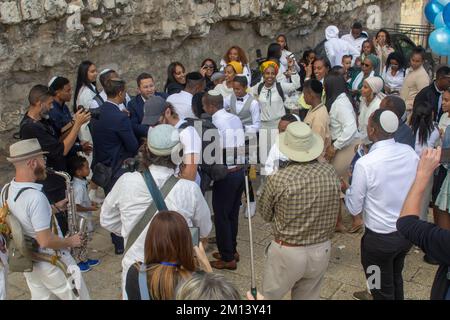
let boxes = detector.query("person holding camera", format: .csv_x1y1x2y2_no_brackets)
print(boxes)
19,85,91,235
125,210,211,300
100,124,212,299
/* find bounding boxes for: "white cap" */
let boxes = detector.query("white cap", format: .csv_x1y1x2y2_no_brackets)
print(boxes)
380,110,399,133
48,76,59,87
207,89,222,96
99,68,112,76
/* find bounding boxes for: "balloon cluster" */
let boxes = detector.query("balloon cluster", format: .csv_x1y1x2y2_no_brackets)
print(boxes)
425,0,450,56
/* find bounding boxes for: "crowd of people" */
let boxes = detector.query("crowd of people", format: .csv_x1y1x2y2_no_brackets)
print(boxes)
0,20,450,301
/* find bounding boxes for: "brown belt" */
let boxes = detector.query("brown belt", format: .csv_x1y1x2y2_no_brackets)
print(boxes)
227,166,243,173
274,239,303,247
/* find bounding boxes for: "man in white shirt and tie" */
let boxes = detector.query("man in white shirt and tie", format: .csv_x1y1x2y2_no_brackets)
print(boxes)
202,90,246,270
166,72,205,120
343,109,418,300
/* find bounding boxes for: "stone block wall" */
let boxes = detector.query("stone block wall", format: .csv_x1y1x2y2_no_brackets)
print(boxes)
0,0,400,131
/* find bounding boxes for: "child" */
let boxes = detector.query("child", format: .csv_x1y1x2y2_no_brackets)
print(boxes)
68,155,100,272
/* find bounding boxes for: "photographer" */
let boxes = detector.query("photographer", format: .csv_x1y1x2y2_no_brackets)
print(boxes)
20,84,91,234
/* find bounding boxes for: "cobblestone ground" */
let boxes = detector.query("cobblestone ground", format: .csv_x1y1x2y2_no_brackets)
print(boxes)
5,198,437,300
0,133,436,300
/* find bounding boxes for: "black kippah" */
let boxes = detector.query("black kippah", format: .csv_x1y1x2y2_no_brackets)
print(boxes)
186,72,204,81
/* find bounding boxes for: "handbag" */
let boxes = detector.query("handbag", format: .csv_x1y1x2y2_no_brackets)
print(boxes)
91,162,112,189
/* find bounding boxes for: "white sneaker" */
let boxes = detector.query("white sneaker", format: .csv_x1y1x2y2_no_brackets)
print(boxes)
244,202,256,218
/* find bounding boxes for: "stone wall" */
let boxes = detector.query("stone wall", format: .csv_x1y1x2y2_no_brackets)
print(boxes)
0,0,400,132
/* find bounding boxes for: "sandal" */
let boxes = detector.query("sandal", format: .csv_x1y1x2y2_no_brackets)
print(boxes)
348,224,363,234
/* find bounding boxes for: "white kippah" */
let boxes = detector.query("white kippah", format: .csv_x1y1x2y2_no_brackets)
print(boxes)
48,76,58,87
99,68,112,76
208,89,222,96
380,110,399,133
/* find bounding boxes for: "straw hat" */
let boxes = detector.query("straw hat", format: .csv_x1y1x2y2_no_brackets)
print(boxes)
277,122,324,163
7,139,48,163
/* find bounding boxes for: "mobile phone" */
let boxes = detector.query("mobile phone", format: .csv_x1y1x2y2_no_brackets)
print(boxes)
440,148,450,163
190,227,199,247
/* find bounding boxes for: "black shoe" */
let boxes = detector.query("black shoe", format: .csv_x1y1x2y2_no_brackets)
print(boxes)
423,254,439,265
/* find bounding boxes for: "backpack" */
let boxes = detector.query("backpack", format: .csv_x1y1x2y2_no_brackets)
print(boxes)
179,117,228,192
257,82,285,102
0,185,36,272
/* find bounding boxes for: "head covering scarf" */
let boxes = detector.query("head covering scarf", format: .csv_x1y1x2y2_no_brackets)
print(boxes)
365,54,380,76
364,76,386,100
325,25,339,40
260,60,279,75
227,61,243,74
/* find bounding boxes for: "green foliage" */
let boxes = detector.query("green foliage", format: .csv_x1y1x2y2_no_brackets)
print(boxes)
282,1,297,16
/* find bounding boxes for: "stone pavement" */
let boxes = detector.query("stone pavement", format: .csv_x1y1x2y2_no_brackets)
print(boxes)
6,205,437,300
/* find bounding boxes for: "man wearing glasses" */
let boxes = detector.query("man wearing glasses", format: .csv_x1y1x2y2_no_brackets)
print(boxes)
19,85,90,235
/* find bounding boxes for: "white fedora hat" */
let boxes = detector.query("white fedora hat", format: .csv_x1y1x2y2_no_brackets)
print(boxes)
277,122,324,163
7,138,48,163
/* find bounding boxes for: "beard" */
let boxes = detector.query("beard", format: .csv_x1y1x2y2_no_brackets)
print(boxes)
34,163,47,181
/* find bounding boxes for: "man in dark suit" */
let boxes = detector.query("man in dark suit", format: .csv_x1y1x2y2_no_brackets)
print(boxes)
126,73,168,139
413,66,450,122
91,77,139,254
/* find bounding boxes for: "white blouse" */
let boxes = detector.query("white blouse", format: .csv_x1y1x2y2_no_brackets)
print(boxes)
358,96,382,144
382,67,405,92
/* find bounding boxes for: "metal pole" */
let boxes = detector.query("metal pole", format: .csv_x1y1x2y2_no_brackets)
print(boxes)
245,173,257,299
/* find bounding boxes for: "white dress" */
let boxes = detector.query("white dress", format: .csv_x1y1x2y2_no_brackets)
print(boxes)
358,96,382,144
382,67,405,93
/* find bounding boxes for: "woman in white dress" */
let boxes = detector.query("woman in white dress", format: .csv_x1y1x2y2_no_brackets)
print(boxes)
358,76,385,144
214,64,237,99
276,34,301,73
382,52,406,95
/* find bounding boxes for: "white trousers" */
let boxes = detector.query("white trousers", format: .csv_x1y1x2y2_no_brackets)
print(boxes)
0,251,7,300
24,251,90,300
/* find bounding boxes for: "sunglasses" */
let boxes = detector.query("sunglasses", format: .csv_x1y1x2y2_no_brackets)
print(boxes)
204,64,214,69
362,63,371,67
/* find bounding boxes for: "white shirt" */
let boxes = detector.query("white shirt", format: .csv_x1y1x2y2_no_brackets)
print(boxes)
100,165,212,296
166,91,196,120
174,120,202,186
325,37,360,67
212,109,245,168
89,90,130,111
214,83,234,99
329,93,358,150
2,180,64,255
250,73,301,122
223,94,261,133
341,33,367,57
382,67,405,92
414,126,440,156
345,139,419,234
76,84,97,109
73,177,92,216
263,143,289,176
358,96,381,144
438,112,450,132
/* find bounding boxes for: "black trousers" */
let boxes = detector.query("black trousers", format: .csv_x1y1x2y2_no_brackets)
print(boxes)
212,169,245,262
361,228,412,300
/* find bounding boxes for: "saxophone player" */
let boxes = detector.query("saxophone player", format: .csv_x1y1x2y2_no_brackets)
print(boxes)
1,139,90,300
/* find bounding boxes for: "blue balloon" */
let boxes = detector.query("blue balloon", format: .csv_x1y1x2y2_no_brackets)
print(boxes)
429,27,450,56
435,12,446,27
425,0,444,23
444,3,450,28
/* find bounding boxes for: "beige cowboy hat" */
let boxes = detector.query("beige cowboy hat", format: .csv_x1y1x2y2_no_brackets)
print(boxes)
6,138,48,163
277,121,324,163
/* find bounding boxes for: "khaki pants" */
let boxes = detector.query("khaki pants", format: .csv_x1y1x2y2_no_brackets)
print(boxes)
332,140,360,178
262,240,331,300
24,251,90,300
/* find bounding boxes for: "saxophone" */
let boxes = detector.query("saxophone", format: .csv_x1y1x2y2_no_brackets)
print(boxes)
47,168,88,261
